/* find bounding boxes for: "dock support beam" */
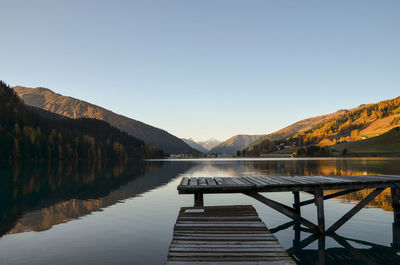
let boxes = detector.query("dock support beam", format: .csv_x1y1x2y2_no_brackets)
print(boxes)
392,187,400,249
317,234,326,265
327,188,384,233
245,192,318,232
315,189,325,234
194,192,204,207
293,191,301,215
299,189,360,207
392,187,400,223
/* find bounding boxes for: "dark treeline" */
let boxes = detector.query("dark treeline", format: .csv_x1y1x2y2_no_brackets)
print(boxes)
0,81,165,161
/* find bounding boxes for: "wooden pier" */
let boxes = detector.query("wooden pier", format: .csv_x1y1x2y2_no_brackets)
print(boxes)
178,175,400,234
166,205,296,265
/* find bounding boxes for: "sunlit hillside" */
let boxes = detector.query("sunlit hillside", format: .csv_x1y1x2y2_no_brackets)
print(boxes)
296,96,400,146
332,127,400,156
247,96,400,156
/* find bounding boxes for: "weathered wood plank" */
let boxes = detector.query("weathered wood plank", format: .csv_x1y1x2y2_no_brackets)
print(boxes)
178,216,261,221
179,175,400,194
169,247,286,252
214,177,225,185
198,177,207,186
167,205,295,264
167,261,295,265
171,240,281,245
230,178,248,186
189,178,198,186
180,177,189,186
170,241,282,246
205,178,217,186
167,257,296,263
168,252,291,257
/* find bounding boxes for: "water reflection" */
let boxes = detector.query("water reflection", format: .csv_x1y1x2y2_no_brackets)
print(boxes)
1,158,400,265
278,221,400,265
181,158,400,212
0,160,193,237
182,158,400,177
2,158,399,237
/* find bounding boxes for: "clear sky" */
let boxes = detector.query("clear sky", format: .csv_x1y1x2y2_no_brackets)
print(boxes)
1,1,399,141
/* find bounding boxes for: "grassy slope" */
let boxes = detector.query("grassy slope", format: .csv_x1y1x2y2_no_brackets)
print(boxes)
332,127,400,155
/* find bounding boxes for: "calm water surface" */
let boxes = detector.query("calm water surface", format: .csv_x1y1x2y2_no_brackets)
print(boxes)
1,158,400,265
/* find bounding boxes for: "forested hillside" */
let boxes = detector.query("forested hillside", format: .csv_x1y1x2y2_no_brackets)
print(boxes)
0,81,164,161
14,86,197,154
296,97,400,146
246,96,400,156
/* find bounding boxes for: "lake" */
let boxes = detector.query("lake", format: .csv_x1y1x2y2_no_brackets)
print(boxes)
1,158,400,265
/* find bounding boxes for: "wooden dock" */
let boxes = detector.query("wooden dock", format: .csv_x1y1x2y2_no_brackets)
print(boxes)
166,205,296,265
178,175,400,234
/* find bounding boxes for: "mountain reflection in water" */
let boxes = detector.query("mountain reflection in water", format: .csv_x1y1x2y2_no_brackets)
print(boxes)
0,160,193,236
1,158,400,265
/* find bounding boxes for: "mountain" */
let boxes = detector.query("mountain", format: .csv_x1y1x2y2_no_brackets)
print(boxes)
182,138,208,154
293,96,400,146
247,109,357,149
209,135,265,154
182,138,222,154
0,81,164,161
332,127,400,156
14,86,197,154
246,96,400,156
197,138,221,151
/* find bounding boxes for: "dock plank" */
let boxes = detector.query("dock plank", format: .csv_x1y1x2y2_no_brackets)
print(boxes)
178,175,400,194
180,177,189,186
166,205,296,265
189,178,198,186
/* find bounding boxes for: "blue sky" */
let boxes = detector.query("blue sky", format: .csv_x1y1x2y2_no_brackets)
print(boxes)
1,1,399,141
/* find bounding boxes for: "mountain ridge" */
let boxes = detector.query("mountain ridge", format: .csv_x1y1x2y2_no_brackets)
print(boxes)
14,86,197,154
197,138,221,151
182,138,208,154
245,106,367,151
0,81,164,161
209,134,265,154
246,96,400,156
182,138,222,154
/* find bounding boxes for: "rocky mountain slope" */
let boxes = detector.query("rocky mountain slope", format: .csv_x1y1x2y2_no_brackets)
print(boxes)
182,138,208,153
182,138,222,154
14,86,197,154
209,135,264,154
197,138,221,151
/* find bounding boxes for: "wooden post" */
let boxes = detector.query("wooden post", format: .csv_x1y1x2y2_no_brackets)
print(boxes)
391,187,400,223
194,192,203,207
317,234,326,265
293,191,301,215
315,189,325,234
293,223,301,254
391,187,400,249
393,222,400,250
